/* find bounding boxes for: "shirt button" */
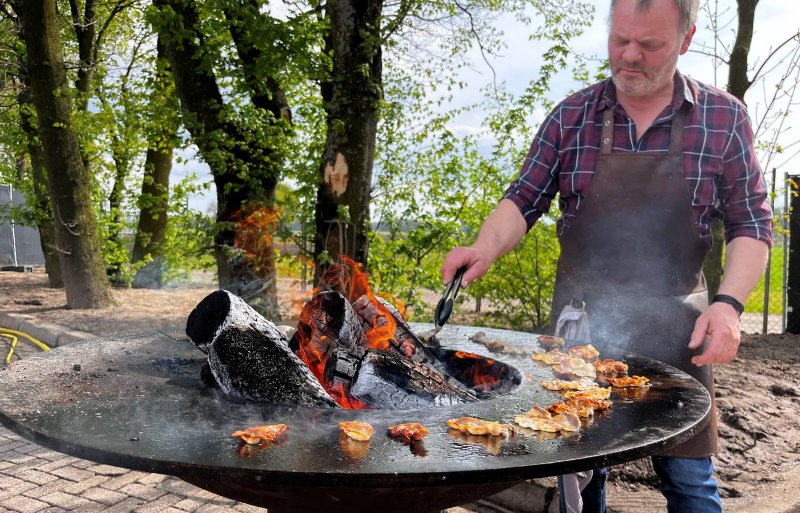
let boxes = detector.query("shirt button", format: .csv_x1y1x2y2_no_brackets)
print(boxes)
604,120,611,126
603,138,610,145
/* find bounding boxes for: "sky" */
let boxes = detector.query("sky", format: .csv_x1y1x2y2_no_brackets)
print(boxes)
177,0,800,214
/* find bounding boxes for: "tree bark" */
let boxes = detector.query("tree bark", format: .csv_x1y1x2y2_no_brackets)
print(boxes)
313,0,384,284
153,0,286,316
17,65,63,288
703,0,759,298
14,0,114,308
131,39,177,289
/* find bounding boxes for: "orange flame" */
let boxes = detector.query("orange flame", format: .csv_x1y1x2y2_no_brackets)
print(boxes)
233,207,280,278
293,257,406,408
453,351,501,392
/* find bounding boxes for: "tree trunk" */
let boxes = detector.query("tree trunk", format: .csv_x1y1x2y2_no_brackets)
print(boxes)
703,0,759,298
153,0,286,317
15,0,113,309
17,68,63,288
313,0,384,284
131,39,177,289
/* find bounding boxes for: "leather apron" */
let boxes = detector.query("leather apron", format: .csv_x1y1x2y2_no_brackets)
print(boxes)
551,107,717,457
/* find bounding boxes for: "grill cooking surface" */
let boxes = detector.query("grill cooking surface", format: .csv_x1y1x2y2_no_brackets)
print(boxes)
0,325,710,510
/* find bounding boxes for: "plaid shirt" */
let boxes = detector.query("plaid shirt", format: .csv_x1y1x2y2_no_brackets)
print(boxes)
504,72,773,248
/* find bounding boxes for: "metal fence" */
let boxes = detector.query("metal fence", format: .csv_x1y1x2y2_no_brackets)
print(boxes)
739,170,789,335
0,185,45,268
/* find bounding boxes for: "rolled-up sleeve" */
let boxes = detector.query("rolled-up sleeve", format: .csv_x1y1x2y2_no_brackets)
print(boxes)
719,105,773,247
503,111,562,231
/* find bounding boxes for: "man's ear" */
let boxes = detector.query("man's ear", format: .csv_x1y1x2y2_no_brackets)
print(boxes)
680,25,696,55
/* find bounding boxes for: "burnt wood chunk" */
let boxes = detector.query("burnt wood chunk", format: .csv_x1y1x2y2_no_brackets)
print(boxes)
348,350,477,409
187,290,337,407
209,324,338,407
290,290,367,366
186,289,277,353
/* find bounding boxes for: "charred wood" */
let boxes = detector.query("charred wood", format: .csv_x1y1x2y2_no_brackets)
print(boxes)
290,290,367,369
210,324,338,407
346,350,477,409
186,290,336,407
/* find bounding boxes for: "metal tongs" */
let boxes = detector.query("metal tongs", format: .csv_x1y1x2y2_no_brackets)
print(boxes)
434,266,466,333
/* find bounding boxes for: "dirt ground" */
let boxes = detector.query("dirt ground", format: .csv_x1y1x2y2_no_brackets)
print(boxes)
2,268,799,510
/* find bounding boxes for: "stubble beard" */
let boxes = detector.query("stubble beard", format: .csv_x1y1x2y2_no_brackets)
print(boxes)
611,46,680,98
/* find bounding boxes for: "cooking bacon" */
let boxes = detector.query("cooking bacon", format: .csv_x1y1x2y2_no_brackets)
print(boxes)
608,375,650,388
388,422,430,441
552,357,596,379
447,416,514,437
564,387,612,400
514,407,580,432
231,424,288,445
594,359,629,374
339,421,374,441
541,377,599,391
566,344,600,360
537,335,565,350
532,350,571,366
549,397,612,418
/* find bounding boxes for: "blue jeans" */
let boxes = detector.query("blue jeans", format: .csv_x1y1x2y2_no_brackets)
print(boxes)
558,457,722,513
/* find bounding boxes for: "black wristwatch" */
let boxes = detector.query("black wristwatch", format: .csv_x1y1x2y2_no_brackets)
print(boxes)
712,294,744,316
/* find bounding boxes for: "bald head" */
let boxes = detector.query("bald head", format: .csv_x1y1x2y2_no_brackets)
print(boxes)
609,0,699,36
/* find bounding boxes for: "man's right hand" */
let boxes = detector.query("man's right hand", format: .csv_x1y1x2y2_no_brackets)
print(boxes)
441,247,492,288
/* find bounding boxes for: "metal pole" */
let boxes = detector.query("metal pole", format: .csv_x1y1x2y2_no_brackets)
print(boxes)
783,174,791,333
763,168,776,333
9,185,18,267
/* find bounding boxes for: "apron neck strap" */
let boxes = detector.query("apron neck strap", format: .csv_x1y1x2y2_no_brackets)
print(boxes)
600,106,687,155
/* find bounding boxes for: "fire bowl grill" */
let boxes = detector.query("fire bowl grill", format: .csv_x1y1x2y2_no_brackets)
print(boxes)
0,324,710,513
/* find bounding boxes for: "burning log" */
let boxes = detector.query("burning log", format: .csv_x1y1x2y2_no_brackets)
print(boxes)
290,291,368,366
186,290,337,407
326,349,478,409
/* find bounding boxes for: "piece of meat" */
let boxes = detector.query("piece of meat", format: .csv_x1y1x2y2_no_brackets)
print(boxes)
447,416,514,437
594,358,629,374
514,408,580,432
388,422,430,441
564,387,612,400
537,335,565,350
549,397,612,417
566,344,600,360
231,424,288,445
608,375,650,388
339,421,374,441
552,357,596,379
532,350,571,365
541,377,599,391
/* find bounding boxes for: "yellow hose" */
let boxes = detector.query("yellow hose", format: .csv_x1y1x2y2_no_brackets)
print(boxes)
1,333,18,366
0,328,50,366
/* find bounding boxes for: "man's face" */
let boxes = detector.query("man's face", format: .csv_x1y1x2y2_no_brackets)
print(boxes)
608,0,695,99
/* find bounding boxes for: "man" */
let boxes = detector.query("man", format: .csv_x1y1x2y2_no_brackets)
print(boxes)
441,0,772,511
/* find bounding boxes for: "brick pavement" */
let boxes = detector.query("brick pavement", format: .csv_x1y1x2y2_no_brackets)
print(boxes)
0,426,264,513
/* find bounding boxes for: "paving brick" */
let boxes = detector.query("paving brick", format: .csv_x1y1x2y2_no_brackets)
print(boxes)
69,461,93,471
193,505,236,513
62,476,110,495
0,441,30,453
116,484,164,503
21,480,69,500
94,498,144,513
14,444,43,455
27,449,65,462
99,473,148,492
84,467,126,478
157,479,201,497
38,508,68,513
49,467,95,483
129,494,182,513
12,470,58,486
0,458,51,476
133,475,165,486
37,458,81,473
4,452,36,465
1,496,49,513
0,475,27,490
38,492,97,511
79,489,127,507
171,498,206,512
0,483,38,502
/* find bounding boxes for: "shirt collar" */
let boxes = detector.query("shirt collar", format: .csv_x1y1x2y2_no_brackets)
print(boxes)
597,70,696,114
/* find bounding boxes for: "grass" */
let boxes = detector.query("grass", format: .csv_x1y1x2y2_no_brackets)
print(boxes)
744,246,785,314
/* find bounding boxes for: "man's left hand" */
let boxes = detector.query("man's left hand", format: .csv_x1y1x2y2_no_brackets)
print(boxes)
688,302,741,366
